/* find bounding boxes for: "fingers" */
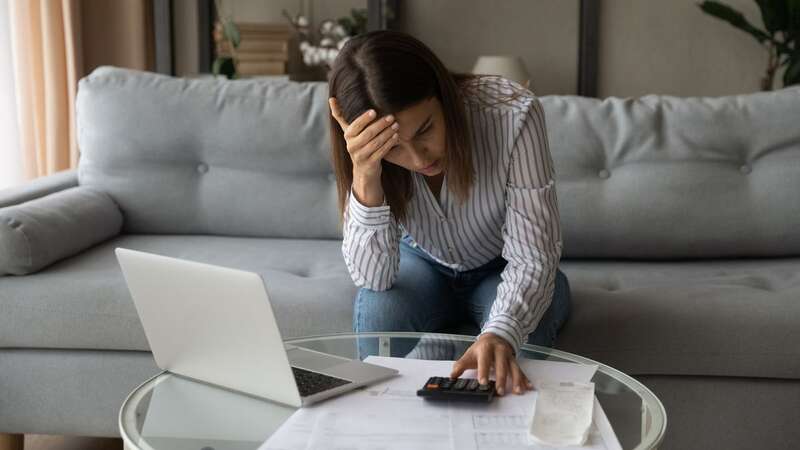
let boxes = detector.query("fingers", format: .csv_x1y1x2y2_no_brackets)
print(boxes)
366,127,399,163
477,346,490,386
450,355,471,380
348,114,396,153
328,97,377,138
510,360,532,394
345,109,378,140
451,340,532,397
494,347,508,396
328,97,347,130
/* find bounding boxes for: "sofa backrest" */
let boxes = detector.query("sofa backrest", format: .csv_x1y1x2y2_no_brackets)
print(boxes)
540,86,800,259
77,66,341,239
78,66,800,258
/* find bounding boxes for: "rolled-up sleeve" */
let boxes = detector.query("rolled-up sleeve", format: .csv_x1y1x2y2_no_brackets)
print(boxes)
480,97,563,355
341,187,402,291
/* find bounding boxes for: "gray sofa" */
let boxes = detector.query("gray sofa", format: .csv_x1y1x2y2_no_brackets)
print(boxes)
1,66,799,449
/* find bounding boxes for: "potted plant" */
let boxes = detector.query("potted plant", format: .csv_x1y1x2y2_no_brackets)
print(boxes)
698,0,800,90
212,0,240,79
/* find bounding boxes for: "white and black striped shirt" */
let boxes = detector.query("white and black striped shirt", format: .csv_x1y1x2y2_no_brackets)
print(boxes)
341,77,563,355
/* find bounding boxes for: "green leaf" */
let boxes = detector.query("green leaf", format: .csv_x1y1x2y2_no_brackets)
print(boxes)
337,17,355,36
789,0,800,40
698,1,772,43
784,56,800,86
212,57,236,79
223,20,241,48
755,0,788,34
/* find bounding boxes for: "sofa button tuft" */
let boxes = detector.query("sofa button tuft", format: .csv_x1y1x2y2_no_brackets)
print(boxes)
598,169,610,179
197,163,209,174
740,164,751,174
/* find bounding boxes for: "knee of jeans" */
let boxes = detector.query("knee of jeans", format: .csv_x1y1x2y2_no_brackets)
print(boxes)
354,287,425,333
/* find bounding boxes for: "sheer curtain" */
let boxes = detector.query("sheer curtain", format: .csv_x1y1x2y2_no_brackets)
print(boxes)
8,0,82,182
1,0,153,191
0,0,24,190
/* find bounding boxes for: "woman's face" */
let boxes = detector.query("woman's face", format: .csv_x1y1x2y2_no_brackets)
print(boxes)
383,96,447,177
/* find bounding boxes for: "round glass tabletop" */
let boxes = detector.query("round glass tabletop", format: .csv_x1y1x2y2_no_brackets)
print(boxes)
120,332,666,450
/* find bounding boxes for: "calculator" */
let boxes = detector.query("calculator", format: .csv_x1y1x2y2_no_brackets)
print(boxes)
416,376,496,403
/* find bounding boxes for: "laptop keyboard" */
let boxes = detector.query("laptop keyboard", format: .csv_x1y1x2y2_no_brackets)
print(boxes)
291,366,351,397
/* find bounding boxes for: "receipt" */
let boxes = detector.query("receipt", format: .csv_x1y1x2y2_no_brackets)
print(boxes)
528,381,595,447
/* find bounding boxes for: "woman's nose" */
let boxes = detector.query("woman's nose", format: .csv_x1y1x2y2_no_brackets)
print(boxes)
408,146,428,166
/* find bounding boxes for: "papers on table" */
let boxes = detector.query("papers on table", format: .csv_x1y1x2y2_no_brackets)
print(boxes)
259,356,622,450
529,381,596,446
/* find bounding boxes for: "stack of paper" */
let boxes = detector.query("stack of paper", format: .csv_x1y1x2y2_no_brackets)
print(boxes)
259,357,622,450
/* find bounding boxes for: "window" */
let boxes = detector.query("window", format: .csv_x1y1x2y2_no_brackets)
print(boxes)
0,0,24,189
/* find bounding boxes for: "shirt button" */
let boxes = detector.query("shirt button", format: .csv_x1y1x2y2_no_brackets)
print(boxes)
197,163,209,174
740,164,752,174
598,169,610,179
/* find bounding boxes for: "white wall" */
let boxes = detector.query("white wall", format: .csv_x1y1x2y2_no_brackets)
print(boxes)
174,0,786,97
598,0,785,98
394,0,579,96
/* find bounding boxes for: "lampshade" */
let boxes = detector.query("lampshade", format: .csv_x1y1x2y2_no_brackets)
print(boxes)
471,55,531,89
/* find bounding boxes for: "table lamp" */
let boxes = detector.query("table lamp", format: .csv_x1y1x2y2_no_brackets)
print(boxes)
471,55,531,89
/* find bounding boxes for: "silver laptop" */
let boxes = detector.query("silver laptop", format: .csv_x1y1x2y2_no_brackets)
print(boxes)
115,247,398,408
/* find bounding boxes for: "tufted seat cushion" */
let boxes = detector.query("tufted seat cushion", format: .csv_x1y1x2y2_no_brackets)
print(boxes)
556,258,800,379
3,231,798,380
0,234,357,352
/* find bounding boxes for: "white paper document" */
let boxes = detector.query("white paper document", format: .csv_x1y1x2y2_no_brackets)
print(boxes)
528,381,596,446
259,356,622,450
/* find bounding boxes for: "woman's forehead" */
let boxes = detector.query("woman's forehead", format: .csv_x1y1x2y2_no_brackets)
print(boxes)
394,97,440,128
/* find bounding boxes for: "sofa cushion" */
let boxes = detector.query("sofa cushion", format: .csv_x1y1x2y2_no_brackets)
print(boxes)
0,186,123,276
556,258,800,379
541,86,800,259
0,169,78,208
76,66,341,239
0,234,357,352
3,232,798,380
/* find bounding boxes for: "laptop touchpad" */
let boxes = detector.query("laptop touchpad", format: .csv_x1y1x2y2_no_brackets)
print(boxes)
286,347,346,371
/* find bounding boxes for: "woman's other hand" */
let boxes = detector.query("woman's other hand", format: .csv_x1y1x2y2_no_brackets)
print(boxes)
329,97,399,206
450,332,534,396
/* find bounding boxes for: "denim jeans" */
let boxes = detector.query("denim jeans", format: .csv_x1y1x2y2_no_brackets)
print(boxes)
353,235,572,358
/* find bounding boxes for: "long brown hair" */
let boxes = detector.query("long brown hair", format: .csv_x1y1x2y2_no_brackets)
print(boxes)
328,30,527,224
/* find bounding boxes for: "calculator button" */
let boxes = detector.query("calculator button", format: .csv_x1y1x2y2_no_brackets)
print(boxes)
466,379,479,391
454,378,467,390
440,379,453,389
478,383,491,391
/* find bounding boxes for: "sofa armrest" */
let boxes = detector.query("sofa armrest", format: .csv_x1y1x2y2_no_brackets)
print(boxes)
0,169,78,208
0,186,123,276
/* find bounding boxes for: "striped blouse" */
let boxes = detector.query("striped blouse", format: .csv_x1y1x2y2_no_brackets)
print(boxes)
341,76,563,355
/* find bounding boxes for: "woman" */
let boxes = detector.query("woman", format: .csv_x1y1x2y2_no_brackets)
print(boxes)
327,30,571,396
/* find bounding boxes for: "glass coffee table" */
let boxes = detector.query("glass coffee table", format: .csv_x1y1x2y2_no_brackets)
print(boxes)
119,332,666,450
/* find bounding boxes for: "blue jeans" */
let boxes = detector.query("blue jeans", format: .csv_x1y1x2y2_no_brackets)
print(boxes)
353,235,571,358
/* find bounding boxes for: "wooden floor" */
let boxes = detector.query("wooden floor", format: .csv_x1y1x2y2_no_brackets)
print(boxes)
24,435,122,450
